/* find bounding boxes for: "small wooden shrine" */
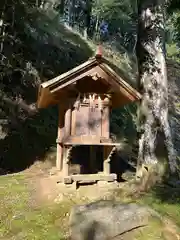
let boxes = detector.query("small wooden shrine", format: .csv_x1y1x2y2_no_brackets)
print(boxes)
37,47,141,185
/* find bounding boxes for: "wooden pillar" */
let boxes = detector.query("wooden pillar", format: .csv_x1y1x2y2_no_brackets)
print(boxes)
62,146,69,177
101,95,111,139
64,104,72,138
102,106,110,139
71,107,76,135
103,146,112,175
56,104,65,170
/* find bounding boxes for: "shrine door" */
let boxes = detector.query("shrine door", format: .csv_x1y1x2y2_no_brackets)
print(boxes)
75,105,102,136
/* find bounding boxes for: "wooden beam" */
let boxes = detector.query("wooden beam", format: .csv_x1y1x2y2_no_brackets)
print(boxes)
41,57,97,88
100,63,141,99
102,102,110,139
103,146,114,175
96,65,140,103
50,66,101,93
71,107,76,136
61,142,122,146
62,147,69,177
71,173,117,182
56,104,65,170
95,66,121,91
64,103,72,138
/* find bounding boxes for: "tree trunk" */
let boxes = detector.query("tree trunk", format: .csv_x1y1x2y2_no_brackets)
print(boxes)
67,0,75,27
83,0,92,39
0,1,6,60
59,0,65,14
136,0,177,181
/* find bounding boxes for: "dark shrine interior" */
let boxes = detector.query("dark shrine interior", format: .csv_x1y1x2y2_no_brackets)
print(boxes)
75,76,110,94
69,146,135,182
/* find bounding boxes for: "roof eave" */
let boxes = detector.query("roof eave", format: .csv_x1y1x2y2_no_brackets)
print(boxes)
41,57,98,89
99,63,142,100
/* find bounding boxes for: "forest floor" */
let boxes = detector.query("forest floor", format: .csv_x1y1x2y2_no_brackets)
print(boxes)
0,161,180,240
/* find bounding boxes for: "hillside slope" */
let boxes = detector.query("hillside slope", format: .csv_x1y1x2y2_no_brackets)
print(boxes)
0,9,92,172
0,9,138,173
0,9,179,173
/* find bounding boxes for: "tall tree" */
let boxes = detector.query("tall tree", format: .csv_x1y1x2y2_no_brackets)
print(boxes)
83,0,93,39
167,0,180,43
136,0,177,181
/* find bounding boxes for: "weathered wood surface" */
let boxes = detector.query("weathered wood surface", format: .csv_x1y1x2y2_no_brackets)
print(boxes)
59,173,117,184
70,173,116,182
62,147,69,177
103,146,114,175
71,107,76,135
62,142,122,146
64,104,72,138
38,55,141,179
75,105,89,136
102,106,110,139
89,108,102,136
51,66,101,93
37,56,141,109
56,104,65,170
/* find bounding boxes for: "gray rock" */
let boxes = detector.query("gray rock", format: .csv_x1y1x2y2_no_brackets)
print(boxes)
69,200,157,240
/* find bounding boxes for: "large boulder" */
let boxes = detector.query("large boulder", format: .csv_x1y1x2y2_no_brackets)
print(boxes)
69,200,158,240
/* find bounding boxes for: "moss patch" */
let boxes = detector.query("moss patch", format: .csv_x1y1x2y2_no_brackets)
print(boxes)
1,172,180,240
0,174,73,240
134,218,164,240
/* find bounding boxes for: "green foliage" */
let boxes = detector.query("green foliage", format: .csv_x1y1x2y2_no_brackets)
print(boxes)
56,0,137,51
92,0,137,51
167,0,180,14
167,0,180,46
110,103,137,141
167,12,180,45
1,172,180,239
0,0,180,172
0,174,70,239
93,0,134,18
166,43,180,61
0,1,93,171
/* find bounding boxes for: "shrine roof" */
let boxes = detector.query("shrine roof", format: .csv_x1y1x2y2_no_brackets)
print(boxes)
37,55,141,108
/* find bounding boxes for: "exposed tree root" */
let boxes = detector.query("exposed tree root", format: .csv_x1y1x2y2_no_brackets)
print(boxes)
136,162,166,191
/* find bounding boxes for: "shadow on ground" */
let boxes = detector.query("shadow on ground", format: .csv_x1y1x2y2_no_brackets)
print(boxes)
152,184,180,204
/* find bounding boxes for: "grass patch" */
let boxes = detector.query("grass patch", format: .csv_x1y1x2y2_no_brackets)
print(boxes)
134,218,165,240
0,172,180,240
0,174,73,240
139,189,180,227
114,183,180,239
